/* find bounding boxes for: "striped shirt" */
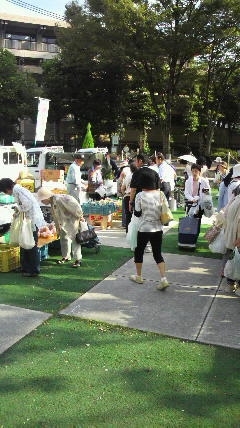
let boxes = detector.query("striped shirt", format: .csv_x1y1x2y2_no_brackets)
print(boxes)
135,190,163,232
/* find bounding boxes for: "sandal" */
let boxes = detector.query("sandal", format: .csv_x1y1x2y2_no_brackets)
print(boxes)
72,261,82,268
56,258,71,265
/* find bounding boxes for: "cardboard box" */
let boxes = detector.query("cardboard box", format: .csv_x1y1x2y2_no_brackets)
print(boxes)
40,169,64,182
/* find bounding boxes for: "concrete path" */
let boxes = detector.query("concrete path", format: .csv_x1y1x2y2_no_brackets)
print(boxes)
0,304,51,354
61,221,240,350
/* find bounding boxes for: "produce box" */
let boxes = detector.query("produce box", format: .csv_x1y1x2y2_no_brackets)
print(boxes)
0,244,20,272
82,201,118,216
16,179,35,193
40,169,64,182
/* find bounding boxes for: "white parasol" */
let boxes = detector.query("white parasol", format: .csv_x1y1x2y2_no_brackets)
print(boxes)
178,154,197,163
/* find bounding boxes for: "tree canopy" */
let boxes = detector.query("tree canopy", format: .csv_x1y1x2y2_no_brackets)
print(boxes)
45,0,240,155
0,49,39,143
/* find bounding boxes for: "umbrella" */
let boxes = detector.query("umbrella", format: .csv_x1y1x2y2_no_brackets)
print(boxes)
178,154,197,163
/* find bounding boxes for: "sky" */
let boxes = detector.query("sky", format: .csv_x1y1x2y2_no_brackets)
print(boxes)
1,0,84,18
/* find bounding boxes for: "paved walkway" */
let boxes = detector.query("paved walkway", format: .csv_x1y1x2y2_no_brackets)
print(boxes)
61,220,240,350
1,217,240,354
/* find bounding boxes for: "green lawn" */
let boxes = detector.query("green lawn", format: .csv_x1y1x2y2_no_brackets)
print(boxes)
1,208,240,427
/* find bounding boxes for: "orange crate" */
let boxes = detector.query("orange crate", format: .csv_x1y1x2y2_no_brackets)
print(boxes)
0,244,20,272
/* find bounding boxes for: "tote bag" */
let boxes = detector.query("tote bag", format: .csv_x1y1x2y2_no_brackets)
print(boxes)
209,229,226,254
19,216,35,250
224,247,240,281
9,212,23,245
126,215,141,251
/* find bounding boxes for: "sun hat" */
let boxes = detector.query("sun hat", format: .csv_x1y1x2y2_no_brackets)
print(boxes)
231,164,240,179
37,188,53,202
214,156,222,163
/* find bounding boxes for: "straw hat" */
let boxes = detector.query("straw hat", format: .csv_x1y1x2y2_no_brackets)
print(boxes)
37,188,53,201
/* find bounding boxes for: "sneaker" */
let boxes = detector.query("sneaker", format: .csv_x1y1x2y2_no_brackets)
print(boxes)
157,278,169,290
145,244,152,253
130,274,144,284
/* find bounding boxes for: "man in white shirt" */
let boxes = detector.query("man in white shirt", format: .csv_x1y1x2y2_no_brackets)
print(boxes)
66,153,86,204
156,153,176,201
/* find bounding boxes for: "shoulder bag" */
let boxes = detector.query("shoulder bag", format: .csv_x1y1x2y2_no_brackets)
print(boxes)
159,191,174,225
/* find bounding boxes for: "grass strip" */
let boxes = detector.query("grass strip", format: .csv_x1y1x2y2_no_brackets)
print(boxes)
1,317,240,427
0,245,132,313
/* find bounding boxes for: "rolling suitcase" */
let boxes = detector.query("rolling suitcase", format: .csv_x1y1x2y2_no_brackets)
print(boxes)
178,216,200,250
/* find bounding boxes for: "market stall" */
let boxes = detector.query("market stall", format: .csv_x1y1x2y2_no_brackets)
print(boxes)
82,199,120,229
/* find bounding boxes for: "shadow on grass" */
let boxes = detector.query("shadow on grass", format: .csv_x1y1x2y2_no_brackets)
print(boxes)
1,317,240,426
0,246,132,313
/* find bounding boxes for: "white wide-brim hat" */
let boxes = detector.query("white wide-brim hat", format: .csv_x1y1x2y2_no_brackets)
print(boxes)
232,164,240,178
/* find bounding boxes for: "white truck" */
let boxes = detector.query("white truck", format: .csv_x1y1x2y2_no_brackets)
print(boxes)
26,146,74,189
0,143,27,181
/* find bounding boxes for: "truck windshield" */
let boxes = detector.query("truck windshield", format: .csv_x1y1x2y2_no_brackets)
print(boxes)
27,152,40,167
46,152,74,170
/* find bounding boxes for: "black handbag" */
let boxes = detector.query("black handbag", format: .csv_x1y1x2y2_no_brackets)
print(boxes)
75,227,97,244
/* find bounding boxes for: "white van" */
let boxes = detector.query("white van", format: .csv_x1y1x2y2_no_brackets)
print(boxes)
0,143,27,181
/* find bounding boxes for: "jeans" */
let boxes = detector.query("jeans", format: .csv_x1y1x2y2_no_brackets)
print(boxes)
21,228,40,275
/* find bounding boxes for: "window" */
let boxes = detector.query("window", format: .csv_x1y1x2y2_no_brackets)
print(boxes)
6,33,36,42
3,152,8,164
27,152,40,167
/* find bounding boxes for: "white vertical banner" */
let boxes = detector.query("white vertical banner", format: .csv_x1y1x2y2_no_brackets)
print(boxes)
35,98,50,143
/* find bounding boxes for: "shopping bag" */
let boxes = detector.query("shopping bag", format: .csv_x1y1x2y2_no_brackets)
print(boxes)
95,184,106,198
200,194,214,218
160,191,174,225
224,247,240,280
188,204,199,217
76,223,97,244
209,229,226,254
79,220,89,232
19,216,35,250
126,215,141,251
9,212,23,245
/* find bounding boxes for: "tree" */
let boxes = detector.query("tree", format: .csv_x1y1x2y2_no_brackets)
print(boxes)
192,0,240,154
0,49,38,143
41,57,69,142
82,122,94,148
57,0,240,155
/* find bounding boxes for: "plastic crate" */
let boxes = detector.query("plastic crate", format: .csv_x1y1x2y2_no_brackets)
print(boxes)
82,202,118,216
0,244,20,272
0,193,15,204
